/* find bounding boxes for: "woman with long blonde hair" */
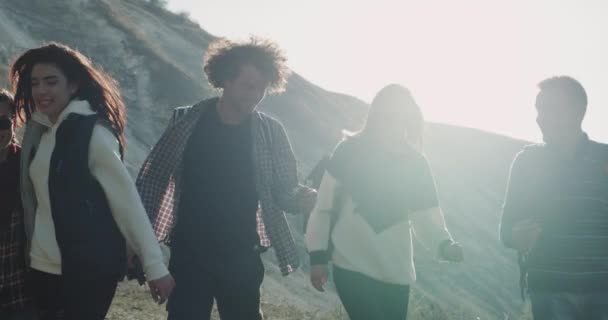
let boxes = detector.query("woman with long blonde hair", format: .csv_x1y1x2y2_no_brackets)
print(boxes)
306,84,463,319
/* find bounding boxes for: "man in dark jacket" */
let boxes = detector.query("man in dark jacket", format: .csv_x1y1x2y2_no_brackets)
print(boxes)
500,76,608,319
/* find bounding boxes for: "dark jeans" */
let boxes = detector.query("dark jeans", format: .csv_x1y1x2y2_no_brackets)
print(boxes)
333,266,410,320
530,290,608,320
30,269,118,320
167,251,265,320
0,307,38,320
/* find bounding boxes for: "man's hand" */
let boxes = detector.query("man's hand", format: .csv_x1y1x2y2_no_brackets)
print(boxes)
298,187,318,214
310,264,329,292
148,274,176,305
511,219,541,253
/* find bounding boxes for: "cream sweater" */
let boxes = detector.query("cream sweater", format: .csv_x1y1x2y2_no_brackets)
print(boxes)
28,100,168,280
306,172,453,285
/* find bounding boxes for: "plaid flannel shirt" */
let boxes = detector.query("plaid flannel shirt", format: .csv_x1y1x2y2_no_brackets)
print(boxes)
0,144,31,311
136,98,311,275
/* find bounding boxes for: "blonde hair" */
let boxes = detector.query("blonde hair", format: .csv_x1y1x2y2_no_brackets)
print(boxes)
351,84,424,149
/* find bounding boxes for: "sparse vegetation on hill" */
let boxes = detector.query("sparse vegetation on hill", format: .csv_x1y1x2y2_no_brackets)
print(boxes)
0,0,530,318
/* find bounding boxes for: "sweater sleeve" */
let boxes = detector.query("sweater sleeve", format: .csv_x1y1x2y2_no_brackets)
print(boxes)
499,150,535,249
305,172,338,265
407,154,453,257
89,124,169,281
409,206,453,258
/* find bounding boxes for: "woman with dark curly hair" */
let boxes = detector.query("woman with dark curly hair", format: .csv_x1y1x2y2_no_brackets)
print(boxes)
136,37,317,320
10,42,174,320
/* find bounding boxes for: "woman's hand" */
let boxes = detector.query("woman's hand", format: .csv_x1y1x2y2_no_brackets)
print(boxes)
440,241,464,262
310,264,329,292
148,274,176,305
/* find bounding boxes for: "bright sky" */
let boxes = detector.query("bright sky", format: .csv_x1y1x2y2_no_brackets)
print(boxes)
168,0,608,142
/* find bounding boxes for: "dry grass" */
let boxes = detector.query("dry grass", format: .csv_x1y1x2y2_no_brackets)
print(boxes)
107,281,344,320
107,280,531,320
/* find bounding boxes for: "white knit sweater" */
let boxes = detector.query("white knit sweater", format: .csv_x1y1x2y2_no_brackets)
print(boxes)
306,172,453,285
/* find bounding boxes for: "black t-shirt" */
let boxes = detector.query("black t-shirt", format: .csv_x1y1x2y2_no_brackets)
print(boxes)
327,136,439,233
174,106,259,261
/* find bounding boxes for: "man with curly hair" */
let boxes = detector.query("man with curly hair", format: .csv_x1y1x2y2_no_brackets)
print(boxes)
136,37,317,319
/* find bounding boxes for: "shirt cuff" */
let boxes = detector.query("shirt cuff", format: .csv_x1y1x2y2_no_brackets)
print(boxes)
144,261,170,281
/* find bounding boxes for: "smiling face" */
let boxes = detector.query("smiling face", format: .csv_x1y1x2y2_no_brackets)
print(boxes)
30,63,78,123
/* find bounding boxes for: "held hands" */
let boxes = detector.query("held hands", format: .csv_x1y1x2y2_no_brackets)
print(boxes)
126,245,175,304
148,274,176,305
298,187,318,214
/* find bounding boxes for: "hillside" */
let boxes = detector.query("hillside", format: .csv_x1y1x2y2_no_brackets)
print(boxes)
0,0,530,318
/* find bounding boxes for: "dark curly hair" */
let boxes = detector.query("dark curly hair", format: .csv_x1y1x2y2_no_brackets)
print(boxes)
0,88,16,125
10,42,127,149
203,37,290,94
0,88,16,141
0,88,14,113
